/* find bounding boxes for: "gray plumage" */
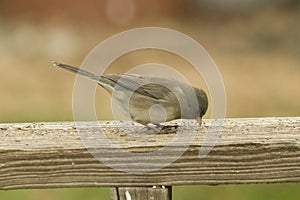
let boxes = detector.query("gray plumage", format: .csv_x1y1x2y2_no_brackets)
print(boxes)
53,62,208,125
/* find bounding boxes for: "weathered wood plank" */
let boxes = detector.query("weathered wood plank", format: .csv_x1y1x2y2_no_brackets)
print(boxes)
110,187,172,200
0,117,299,189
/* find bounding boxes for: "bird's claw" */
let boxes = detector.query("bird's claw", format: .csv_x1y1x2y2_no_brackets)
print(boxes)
140,124,178,134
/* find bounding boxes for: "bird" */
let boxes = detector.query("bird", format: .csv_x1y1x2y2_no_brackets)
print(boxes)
53,62,208,128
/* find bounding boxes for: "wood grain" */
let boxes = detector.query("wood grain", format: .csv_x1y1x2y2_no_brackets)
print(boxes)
0,117,299,189
110,187,172,200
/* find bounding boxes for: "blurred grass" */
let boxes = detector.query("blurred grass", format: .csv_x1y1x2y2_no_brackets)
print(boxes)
0,188,110,200
0,2,300,200
174,184,300,200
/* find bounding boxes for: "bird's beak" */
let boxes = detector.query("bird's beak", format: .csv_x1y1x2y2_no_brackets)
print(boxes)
196,117,202,125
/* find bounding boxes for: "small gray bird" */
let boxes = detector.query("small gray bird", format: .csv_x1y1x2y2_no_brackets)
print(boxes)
53,62,208,127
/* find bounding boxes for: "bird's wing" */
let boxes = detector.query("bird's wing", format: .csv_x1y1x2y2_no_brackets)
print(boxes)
101,74,179,101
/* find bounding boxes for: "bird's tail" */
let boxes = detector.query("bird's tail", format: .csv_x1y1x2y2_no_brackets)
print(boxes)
52,62,101,82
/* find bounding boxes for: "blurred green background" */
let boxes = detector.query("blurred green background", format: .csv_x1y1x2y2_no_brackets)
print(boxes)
0,0,299,199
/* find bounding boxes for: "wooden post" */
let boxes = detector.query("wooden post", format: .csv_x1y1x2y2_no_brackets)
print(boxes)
110,187,172,200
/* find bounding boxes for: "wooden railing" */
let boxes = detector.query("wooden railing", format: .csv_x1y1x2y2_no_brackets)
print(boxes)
1,117,299,200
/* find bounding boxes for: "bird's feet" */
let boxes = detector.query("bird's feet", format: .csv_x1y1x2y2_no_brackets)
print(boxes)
141,123,178,134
